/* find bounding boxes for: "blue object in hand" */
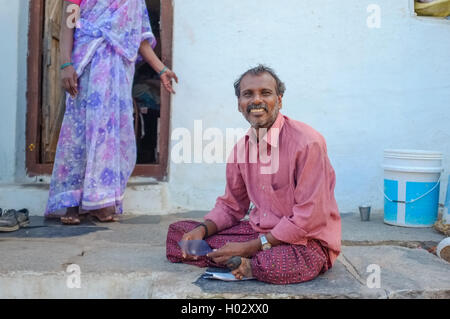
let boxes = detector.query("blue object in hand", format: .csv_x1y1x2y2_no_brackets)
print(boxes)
178,240,213,256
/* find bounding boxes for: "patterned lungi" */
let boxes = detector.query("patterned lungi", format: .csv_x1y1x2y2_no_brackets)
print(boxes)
166,220,332,285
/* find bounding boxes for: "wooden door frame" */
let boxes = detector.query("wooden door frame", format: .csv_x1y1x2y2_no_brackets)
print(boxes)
26,0,173,181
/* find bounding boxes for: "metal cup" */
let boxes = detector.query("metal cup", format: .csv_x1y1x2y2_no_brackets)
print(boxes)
359,206,371,221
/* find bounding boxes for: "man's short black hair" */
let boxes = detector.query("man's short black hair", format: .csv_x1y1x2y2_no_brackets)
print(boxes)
234,64,286,97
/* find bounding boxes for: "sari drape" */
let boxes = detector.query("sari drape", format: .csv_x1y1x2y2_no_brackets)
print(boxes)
46,0,156,215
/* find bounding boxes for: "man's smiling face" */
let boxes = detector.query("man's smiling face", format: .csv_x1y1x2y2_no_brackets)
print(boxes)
238,72,282,130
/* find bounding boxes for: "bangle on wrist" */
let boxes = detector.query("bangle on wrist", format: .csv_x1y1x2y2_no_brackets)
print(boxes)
158,66,168,77
61,62,73,70
195,223,208,239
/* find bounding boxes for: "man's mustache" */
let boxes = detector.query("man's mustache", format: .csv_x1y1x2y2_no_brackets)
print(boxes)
247,103,268,113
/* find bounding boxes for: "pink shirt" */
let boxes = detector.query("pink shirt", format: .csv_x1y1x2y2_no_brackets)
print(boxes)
204,112,342,264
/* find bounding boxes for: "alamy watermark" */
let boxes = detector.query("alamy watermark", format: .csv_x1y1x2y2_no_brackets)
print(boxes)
171,121,280,174
366,264,381,289
66,264,81,289
66,4,81,29
367,4,381,29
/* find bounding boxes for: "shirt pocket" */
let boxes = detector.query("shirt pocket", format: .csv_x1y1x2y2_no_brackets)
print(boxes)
269,183,295,217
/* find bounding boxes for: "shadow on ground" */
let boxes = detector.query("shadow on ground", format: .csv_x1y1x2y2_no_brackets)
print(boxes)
0,216,109,239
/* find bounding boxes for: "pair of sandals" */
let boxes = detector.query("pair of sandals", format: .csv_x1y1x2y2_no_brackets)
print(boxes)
60,208,119,225
0,208,30,232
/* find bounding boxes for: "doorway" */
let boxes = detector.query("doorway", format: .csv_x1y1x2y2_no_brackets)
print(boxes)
134,0,161,165
26,0,173,180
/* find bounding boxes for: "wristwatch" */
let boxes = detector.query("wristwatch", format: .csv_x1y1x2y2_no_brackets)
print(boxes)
259,234,272,251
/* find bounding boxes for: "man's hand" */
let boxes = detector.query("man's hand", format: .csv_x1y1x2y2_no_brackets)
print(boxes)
61,65,78,98
207,241,258,265
180,226,206,260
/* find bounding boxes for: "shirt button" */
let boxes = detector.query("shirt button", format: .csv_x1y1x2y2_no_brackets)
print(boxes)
264,213,267,217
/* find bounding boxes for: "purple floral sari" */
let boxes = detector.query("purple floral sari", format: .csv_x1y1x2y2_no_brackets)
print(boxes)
45,0,156,216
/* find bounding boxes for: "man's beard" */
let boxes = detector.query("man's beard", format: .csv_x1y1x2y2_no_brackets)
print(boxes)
245,103,279,129
246,103,269,113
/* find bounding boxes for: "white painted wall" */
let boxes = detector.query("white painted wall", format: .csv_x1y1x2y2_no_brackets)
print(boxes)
0,0,22,183
15,0,31,184
0,0,449,215
169,0,450,213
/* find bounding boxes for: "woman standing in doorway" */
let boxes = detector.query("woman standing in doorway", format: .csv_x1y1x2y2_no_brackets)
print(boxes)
45,0,178,224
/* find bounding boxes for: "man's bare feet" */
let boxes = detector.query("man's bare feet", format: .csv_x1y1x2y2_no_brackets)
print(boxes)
60,207,80,225
90,206,119,222
231,257,253,280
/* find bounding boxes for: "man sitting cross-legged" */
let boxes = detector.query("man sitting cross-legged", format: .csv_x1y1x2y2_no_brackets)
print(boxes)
166,65,341,284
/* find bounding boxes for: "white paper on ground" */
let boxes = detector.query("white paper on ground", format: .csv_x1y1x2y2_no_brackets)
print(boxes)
203,271,255,281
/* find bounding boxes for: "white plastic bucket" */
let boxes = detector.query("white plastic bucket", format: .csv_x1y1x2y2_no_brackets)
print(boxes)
383,149,443,227
444,175,450,224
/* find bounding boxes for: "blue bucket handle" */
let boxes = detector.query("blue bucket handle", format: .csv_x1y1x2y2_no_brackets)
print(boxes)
383,175,441,204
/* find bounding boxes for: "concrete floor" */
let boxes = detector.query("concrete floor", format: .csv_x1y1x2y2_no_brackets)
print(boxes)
0,211,449,298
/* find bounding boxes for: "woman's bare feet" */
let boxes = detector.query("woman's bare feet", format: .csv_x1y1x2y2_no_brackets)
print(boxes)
60,207,80,225
90,206,119,222
231,257,253,280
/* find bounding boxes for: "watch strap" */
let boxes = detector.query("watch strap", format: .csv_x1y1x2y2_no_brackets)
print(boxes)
260,234,272,250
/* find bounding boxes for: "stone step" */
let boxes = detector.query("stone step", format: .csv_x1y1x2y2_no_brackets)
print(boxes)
0,182,173,216
0,214,448,299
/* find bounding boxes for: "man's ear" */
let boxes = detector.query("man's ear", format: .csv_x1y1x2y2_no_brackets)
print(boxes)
238,98,245,113
278,95,283,109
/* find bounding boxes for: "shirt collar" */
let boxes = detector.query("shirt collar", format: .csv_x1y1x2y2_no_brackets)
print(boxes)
246,112,285,147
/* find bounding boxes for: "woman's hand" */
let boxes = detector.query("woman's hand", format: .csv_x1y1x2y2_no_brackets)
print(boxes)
160,69,178,94
60,2,76,97
137,41,179,94
61,65,78,98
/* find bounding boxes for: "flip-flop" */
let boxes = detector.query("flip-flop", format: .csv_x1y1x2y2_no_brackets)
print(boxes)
90,211,119,223
60,213,81,225
60,217,80,225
